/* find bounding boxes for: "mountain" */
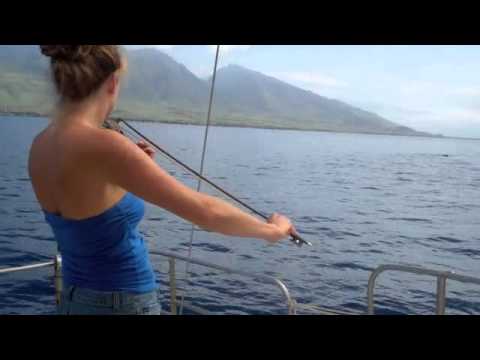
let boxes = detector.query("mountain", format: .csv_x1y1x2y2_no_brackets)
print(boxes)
0,45,433,136
121,48,209,108
0,45,54,114
0,45,48,75
115,48,211,123
213,65,425,135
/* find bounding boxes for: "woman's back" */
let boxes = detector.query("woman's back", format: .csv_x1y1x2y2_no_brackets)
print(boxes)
29,122,126,220
30,122,157,293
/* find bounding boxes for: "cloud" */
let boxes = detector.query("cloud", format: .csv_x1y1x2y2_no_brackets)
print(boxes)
190,66,214,78
444,109,480,124
267,71,349,90
451,86,480,97
399,80,480,101
398,80,442,97
207,45,252,54
125,45,175,51
355,101,433,118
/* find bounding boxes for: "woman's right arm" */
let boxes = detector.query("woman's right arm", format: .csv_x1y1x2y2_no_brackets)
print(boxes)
96,130,294,243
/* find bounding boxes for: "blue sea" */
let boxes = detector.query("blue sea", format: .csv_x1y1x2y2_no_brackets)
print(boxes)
0,115,479,314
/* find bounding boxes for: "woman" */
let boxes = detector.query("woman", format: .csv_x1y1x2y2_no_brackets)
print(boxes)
29,45,297,315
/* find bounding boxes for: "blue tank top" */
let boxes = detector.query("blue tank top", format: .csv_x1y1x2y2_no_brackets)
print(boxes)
44,192,157,294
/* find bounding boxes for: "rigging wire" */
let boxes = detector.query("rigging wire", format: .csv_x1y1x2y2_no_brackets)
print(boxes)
178,45,220,314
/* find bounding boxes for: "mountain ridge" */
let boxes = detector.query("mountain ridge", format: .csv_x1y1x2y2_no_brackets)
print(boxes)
0,46,436,137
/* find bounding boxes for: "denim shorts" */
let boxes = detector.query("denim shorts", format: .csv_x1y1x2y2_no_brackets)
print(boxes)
58,286,162,315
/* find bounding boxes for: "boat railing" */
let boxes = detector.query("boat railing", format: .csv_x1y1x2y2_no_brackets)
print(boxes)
0,252,297,315
149,250,296,315
3,256,480,315
0,261,55,274
367,264,480,315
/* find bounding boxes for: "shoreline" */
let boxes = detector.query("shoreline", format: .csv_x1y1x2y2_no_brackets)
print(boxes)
2,111,476,141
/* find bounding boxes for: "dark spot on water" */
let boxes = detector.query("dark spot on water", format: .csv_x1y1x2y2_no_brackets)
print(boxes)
188,242,231,253
314,226,332,231
444,248,480,257
1,193,20,198
377,209,392,214
427,236,463,244
339,231,361,238
332,262,374,272
368,249,385,254
15,209,37,214
397,235,416,241
386,217,432,223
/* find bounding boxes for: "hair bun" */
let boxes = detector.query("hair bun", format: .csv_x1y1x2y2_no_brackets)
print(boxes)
39,45,94,61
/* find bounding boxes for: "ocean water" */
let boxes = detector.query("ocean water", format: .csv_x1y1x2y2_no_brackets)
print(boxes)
0,115,479,315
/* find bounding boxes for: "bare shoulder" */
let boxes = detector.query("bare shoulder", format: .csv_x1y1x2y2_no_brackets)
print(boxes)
29,127,48,152
58,126,135,161
82,127,157,180
87,127,144,162
28,127,51,169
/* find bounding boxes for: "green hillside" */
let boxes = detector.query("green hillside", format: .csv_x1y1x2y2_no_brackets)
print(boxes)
0,45,433,136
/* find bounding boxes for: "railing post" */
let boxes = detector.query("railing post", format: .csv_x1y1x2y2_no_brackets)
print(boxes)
436,275,447,315
367,268,381,315
54,254,62,306
288,299,297,315
169,257,177,315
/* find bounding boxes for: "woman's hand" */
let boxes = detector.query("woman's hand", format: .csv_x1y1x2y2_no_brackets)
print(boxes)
265,213,297,244
136,140,156,159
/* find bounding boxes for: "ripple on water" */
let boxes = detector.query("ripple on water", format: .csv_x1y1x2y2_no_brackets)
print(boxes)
1,193,20,198
180,242,231,253
15,209,37,215
386,217,433,224
332,262,374,272
427,236,463,244
361,186,380,190
444,248,480,257
147,217,165,222
339,231,361,238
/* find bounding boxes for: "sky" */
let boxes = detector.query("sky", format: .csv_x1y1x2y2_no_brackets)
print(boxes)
127,45,480,138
